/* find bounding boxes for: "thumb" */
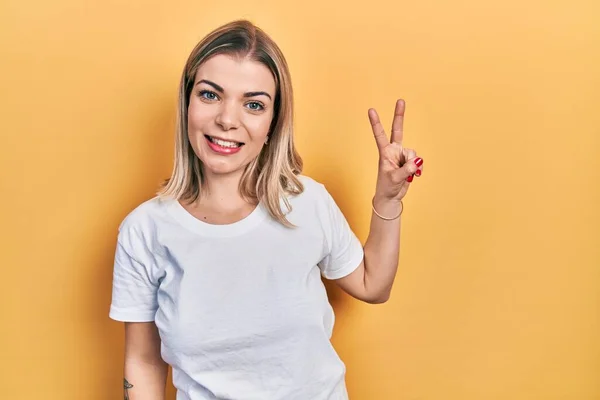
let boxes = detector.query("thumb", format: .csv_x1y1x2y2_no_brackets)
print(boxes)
391,156,420,183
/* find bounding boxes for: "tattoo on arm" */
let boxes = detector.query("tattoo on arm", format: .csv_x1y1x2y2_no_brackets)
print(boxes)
124,378,133,400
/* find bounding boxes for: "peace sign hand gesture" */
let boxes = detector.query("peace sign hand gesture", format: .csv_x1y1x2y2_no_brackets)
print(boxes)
369,99,423,204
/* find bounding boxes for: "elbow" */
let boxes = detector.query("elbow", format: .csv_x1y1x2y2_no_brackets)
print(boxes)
363,290,391,304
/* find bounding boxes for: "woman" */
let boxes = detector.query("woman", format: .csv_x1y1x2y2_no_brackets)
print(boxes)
109,19,423,400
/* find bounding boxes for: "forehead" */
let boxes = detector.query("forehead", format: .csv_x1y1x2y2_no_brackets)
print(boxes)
195,54,276,95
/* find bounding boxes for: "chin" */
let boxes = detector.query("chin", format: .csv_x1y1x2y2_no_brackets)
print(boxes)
201,159,242,176
199,152,253,177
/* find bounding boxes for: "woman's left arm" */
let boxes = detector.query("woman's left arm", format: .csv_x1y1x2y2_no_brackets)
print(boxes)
335,99,424,303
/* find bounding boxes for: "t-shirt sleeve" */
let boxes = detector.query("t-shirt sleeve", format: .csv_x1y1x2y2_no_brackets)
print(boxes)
109,223,160,322
317,184,364,280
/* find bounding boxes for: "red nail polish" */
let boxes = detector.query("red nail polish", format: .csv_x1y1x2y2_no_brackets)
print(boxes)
414,157,423,167
407,175,414,182
415,169,422,177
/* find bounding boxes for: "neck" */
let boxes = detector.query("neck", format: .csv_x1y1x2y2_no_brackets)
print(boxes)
199,169,252,209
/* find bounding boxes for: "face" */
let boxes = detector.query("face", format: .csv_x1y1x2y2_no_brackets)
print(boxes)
187,54,276,179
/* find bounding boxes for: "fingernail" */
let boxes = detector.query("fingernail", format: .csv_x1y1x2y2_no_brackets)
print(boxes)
407,175,414,183
415,169,422,177
414,157,423,167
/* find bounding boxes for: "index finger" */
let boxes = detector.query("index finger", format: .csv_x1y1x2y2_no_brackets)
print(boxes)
390,99,405,145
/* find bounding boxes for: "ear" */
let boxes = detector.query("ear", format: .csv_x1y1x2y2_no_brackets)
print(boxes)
264,135,269,145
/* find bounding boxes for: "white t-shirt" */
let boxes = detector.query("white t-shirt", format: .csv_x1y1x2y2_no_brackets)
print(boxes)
109,175,364,400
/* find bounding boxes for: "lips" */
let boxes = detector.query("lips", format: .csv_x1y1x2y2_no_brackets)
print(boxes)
204,135,244,155
205,135,245,148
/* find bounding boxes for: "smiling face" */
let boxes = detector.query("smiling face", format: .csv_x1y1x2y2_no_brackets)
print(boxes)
187,54,277,180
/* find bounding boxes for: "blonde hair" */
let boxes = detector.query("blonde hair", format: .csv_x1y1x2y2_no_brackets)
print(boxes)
157,20,304,227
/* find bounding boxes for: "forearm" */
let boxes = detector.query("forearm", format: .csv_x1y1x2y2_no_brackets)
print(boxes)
362,195,403,302
341,98,421,303
123,359,168,400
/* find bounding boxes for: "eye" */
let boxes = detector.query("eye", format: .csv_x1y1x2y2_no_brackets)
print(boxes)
246,101,264,111
198,90,219,101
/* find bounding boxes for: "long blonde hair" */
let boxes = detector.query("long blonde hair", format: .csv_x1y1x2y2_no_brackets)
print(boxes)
157,20,304,227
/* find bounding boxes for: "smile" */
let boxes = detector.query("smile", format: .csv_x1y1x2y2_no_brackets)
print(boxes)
205,135,245,155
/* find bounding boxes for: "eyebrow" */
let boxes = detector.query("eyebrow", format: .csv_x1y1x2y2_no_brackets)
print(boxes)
196,79,272,100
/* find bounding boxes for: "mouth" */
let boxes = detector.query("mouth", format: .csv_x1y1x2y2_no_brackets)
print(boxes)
204,135,245,155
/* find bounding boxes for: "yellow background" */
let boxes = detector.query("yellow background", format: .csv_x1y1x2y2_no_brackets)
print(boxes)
1,0,599,398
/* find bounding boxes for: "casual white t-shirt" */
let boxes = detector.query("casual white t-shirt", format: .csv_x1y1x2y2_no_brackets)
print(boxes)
109,175,364,400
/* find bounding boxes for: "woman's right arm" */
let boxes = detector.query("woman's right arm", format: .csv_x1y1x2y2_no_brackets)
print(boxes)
123,322,168,400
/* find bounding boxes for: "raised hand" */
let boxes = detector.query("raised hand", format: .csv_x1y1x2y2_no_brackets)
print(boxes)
368,99,423,203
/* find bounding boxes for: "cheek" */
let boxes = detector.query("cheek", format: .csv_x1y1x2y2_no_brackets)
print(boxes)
187,102,211,135
247,112,274,140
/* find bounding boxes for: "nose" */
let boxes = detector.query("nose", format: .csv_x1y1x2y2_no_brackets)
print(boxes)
215,101,240,131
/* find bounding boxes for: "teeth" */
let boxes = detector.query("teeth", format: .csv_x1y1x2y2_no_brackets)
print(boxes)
209,136,241,148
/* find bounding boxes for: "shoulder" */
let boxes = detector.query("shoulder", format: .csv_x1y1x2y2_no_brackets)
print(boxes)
287,174,332,209
295,174,328,198
287,174,338,216
117,196,172,244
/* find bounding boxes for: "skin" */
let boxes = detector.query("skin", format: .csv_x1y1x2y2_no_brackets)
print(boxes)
181,54,276,224
123,378,133,399
123,53,424,399
335,99,424,303
183,54,425,302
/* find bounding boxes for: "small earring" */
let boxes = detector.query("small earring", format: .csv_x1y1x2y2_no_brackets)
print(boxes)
265,136,269,145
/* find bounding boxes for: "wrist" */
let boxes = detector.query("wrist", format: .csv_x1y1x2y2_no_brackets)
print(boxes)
372,195,403,220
